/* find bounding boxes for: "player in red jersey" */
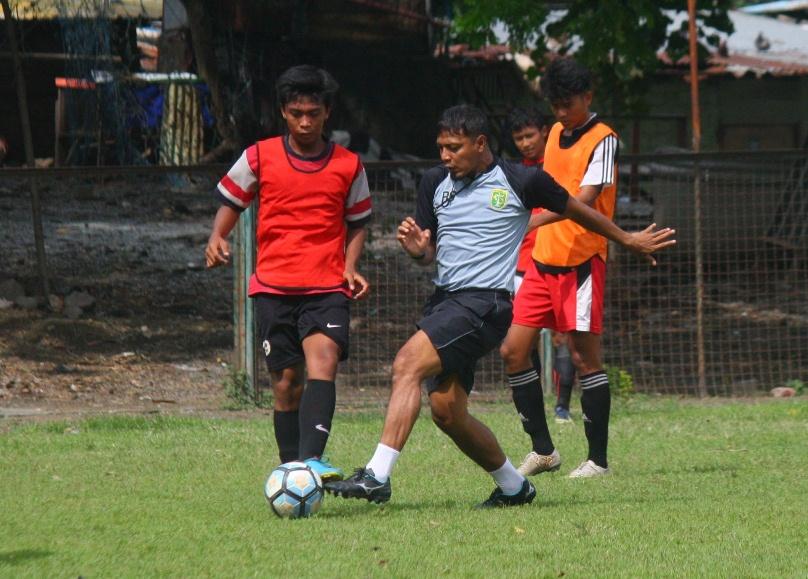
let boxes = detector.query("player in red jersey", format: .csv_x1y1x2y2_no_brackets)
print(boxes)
205,65,371,481
509,106,577,426
510,106,550,291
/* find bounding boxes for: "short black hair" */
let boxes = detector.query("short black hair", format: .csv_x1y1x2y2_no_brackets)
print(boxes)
540,57,592,103
276,65,339,108
437,104,491,140
508,106,548,133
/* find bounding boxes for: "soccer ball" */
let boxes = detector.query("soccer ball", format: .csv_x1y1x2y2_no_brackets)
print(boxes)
264,461,324,519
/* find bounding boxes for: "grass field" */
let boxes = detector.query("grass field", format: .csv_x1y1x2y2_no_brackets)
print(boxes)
1,396,806,577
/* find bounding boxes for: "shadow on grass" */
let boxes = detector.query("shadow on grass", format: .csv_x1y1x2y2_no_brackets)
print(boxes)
313,493,683,515
645,463,739,476
317,491,696,517
0,549,53,566
315,497,466,518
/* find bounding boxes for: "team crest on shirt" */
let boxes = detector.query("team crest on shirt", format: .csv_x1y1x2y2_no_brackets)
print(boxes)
490,188,509,210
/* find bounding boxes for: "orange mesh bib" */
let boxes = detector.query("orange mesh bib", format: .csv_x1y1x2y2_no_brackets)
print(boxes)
533,122,618,267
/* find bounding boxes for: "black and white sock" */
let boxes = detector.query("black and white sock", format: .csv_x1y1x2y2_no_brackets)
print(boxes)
273,409,300,464
580,370,611,468
508,368,554,456
298,379,336,460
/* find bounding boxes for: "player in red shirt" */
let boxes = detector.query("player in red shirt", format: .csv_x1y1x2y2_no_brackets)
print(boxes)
510,106,550,289
205,66,371,481
509,106,577,426
510,108,547,168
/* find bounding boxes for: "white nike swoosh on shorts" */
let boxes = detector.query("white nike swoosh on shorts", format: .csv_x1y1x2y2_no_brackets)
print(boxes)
326,323,341,328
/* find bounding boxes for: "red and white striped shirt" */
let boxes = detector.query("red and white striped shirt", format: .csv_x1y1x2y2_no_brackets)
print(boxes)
217,140,372,225
217,137,372,296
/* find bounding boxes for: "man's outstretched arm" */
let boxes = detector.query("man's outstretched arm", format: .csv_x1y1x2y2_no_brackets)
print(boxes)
562,197,676,266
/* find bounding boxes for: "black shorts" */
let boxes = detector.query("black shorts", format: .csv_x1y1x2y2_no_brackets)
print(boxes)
417,288,513,394
254,292,350,372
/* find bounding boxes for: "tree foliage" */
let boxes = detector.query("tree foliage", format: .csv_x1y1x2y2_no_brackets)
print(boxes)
451,0,734,113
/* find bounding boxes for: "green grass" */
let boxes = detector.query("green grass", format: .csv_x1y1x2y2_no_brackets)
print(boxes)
1,397,807,577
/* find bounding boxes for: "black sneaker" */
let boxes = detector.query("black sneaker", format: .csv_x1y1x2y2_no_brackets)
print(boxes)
324,468,392,504
475,479,536,509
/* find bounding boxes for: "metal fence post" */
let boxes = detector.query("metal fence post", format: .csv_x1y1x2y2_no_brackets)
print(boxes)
540,328,553,395
233,205,258,399
688,0,708,397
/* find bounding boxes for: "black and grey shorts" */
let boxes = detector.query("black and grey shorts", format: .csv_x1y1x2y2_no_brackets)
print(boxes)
254,292,350,372
417,288,513,394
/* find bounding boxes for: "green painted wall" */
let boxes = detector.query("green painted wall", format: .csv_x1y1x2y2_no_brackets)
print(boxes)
596,75,808,154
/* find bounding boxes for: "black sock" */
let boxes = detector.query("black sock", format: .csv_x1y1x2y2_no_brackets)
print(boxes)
580,371,611,468
273,410,300,464
508,368,554,455
298,379,336,460
530,348,542,375
554,347,575,410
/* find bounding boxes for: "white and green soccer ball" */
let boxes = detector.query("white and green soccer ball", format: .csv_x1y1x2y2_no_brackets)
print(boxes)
264,461,324,519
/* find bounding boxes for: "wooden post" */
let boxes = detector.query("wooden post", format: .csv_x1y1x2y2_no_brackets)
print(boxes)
688,0,707,397
1,0,50,301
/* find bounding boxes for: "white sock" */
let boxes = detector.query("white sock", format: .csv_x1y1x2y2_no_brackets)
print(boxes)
366,443,400,483
489,458,525,495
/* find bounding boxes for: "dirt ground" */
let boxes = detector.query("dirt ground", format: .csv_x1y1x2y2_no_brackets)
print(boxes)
0,173,256,421
3,169,806,423
0,173,468,424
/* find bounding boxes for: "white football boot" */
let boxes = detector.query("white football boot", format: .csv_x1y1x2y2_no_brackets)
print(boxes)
517,449,562,476
568,459,610,478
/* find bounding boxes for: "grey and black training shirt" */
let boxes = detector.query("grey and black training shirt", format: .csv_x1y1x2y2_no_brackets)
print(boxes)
415,158,570,293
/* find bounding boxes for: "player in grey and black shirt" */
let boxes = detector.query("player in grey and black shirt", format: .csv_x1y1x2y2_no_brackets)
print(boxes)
325,105,675,508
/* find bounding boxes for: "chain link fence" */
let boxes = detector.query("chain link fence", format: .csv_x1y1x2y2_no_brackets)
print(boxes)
341,151,808,396
2,151,806,398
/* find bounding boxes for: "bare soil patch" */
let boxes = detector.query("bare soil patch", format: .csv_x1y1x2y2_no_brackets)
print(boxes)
0,174,236,418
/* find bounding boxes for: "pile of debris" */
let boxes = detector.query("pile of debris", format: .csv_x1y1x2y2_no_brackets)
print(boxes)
0,279,95,319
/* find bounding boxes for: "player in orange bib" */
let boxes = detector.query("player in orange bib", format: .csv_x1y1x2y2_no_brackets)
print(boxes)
501,57,647,478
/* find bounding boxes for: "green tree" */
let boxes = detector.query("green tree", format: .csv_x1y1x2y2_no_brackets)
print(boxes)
452,0,734,114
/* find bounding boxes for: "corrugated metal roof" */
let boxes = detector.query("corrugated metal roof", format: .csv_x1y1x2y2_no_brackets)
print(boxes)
667,9,808,77
486,8,808,77
724,11,808,66
741,1,808,14
2,0,162,20
707,52,808,77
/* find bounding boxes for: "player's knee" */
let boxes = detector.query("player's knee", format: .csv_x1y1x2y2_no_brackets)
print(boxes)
499,340,525,369
272,377,302,410
571,355,600,376
429,400,465,433
430,405,455,433
303,355,339,384
391,349,422,384
309,347,339,372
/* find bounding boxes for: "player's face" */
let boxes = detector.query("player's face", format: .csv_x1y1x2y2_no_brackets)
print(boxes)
511,125,548,162
550,92,593,131
436,131,486,179
281,97,330,147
